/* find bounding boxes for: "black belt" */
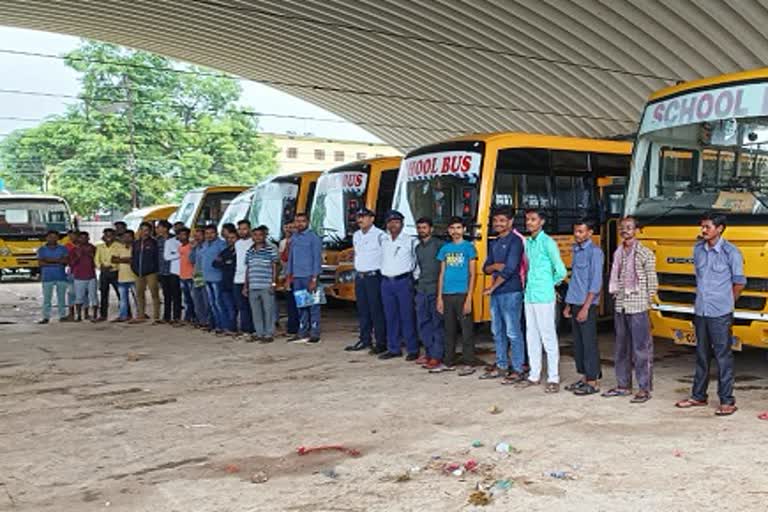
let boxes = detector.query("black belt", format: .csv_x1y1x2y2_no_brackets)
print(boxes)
357,270,380,278
382,272,412,281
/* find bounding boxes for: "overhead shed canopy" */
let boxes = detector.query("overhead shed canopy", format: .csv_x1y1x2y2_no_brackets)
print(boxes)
3,0,768,150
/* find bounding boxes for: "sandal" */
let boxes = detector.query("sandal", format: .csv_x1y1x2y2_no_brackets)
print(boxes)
457,367,476,377
601,388,632,398
479,369,505,380
630,391,651,403
515,379,540,389
565,380,586,391
500,373,524,386
675,398,708,408
573,383,600,396
545,383,560,394
715,404,738,416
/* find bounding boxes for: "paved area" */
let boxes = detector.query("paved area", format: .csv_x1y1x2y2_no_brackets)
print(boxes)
1,281,768,511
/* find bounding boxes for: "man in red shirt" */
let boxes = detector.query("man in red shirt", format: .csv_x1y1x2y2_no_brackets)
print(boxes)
70,231,98,321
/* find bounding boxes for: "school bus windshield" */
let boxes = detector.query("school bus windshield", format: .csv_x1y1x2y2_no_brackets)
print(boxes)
0,199,72,236
311,169,368,248
627,82,768,223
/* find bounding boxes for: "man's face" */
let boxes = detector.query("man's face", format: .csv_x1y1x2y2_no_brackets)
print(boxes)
357,214,374,230
525,212,544,234
237,224,250,239
178,231,189,244
448,223,465,241
492,215,510,235
252,230,266,244
283,222,295,236
156,224,168,237
226,231,238,246
139,226,150,239
387,219,402,236
122,233,134,245
700,220,723,241
103,231,115,244
193,230,204,243
46,232,59,245
173,222,184,233
416,222,432,239
204,228,216,242
619,219,638,241
114,224,126,235
573,224,592,244
78,233,89,245
295,216,308,231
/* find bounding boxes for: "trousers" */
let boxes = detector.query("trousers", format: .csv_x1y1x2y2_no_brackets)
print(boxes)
159,274,182,321
381,275,418,355
234,283,254,333
99,269,120,319
692,314,735,405
135,273,160,320
415,291,443,360
180,278,196,322
249,288,275,337
614,311,653,391
570,304,600,381
443,293,475,366
293,276,320,338
355,273,387,350
525,301,560,383
490,291,524,372
41,280,67,320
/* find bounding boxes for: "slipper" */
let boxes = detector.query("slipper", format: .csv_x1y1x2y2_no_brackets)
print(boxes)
758,412,768,421
565,380,586,391
602,388,632,398
715,404,738,416
457,367,476,377
675,398,708,408
544,383,560,394
573,383,600,396
630,392,651,404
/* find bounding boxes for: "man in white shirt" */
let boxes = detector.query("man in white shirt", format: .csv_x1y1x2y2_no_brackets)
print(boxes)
378,210,419,361
234,219,254,334
345,208,388,354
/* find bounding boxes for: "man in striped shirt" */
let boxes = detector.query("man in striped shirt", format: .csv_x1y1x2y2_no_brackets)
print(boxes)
244,226,278,343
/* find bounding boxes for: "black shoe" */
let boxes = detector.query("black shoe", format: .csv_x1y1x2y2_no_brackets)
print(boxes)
345,341,370,352
378,352,402,360
37,319,49,324
307,337,321,344
405,353,419,361
369,346,386,355
246,335,259,343
260,337,274,344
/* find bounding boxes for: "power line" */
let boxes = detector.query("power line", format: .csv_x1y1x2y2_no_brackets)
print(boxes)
0,51,637,124
192,0,679,82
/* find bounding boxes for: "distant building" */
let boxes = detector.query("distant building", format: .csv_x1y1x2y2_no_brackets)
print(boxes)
267,132,401,175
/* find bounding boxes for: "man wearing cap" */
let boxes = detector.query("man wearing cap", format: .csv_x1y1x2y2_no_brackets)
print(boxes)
345,208,388,353
378,210,419,360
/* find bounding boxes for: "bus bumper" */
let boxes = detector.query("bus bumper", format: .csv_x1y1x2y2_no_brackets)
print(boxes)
650,304,768,350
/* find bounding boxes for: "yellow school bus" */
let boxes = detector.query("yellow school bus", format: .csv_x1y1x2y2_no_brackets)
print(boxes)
0,193,74,278
392,133,632,323
170,185,248,228
310,157,402,300
625,67,768,349
123,204,178,232
248,170,321,242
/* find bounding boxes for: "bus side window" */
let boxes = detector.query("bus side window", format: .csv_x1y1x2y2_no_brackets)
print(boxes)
374,168,399,227
492,148,550,232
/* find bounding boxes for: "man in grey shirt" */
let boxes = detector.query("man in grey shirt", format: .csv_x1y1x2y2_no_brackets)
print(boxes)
414,217,445,370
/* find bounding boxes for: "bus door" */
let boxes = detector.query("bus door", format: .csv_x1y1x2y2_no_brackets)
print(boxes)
373,168,399,227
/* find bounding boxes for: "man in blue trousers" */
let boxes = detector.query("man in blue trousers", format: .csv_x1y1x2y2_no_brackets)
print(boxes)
345,208,388,354
414,217,445,369
378,210,419,361
285,212,322,344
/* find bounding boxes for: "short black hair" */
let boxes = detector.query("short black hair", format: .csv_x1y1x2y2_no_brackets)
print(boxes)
221,223,237,234
102,228,115,235
46,230,60,237
573,217,597,231
176,227,191,235
237,219,251,227
700,212,727,229
157,220,172,230
139,221,152,230
125,229,135,237
256,224,269,232
113,221,127,228
415,217,433,227
448,216,465,227
491,207,513,219
295,212,308,220
253,226,267,233
204,225,218,231
79,231,89,238
524,208,547,221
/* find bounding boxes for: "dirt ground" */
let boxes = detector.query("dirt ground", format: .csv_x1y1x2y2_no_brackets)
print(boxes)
1,280,768,512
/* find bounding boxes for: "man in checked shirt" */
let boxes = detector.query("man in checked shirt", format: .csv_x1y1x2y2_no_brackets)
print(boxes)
602,216,658,403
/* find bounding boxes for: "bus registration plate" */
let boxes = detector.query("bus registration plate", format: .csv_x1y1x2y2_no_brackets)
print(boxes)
673,329,696,346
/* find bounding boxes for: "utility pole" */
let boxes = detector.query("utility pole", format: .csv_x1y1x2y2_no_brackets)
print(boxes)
124,75,138,209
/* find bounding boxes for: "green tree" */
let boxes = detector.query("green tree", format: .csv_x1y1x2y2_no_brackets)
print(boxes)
0,41,277,215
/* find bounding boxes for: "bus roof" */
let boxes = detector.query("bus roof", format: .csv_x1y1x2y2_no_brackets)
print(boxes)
123,204,178,221
186,185,250,194
0,193,68,202
415,132,631,155
323,156,402,175
649,67,768,102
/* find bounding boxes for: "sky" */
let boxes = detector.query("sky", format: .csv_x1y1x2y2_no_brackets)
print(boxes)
0,26,381,142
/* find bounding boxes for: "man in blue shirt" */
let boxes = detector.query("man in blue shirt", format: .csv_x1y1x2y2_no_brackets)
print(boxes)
676,214,745,416
564,218,604,396
213,229,238,334
435,217,478,375
480,208,525,383
285,212,322,344
37,230,70,324
190,225,227,332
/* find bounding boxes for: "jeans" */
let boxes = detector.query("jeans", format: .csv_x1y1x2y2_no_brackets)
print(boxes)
159,274,182,321
525,301,560,384
442,293,475,366
181,279,196,322
293,276,320,338
205,281,229,331
692,314,735,405
355,273,387,350
136,273,160,320
99,269,120,319
192,284,209,325
74,278,98,306
220,286,236,332
41,280,67,319
614,311,653,391
234,283,254,333
570,304,601,381
249,288,275,337
415,291,443,360
118,282,136,320
66,274,75,307
381,275,418,355
285,287,299,334
490,291,524,372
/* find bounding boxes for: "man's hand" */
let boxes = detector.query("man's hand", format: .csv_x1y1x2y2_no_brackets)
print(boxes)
563,304,572,318
485,262,504,273
576,305,589,323
241,285,248,297
307,277,317,293
436,296,444,314
463,299,472,316
285,274,293,288
483,286,493,296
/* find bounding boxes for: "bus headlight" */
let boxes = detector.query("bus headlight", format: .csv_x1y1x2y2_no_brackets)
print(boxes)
336,270,356,284
0,247,11,256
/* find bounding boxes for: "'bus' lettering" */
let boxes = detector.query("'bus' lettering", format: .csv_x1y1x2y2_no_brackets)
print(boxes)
696,93,714,119
440,157,451,173
460,155,471,172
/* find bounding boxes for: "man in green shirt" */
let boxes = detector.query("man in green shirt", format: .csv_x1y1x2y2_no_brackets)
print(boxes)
520,209,567,393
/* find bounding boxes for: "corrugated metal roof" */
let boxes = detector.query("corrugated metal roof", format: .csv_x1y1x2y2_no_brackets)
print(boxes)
2,0,768,150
